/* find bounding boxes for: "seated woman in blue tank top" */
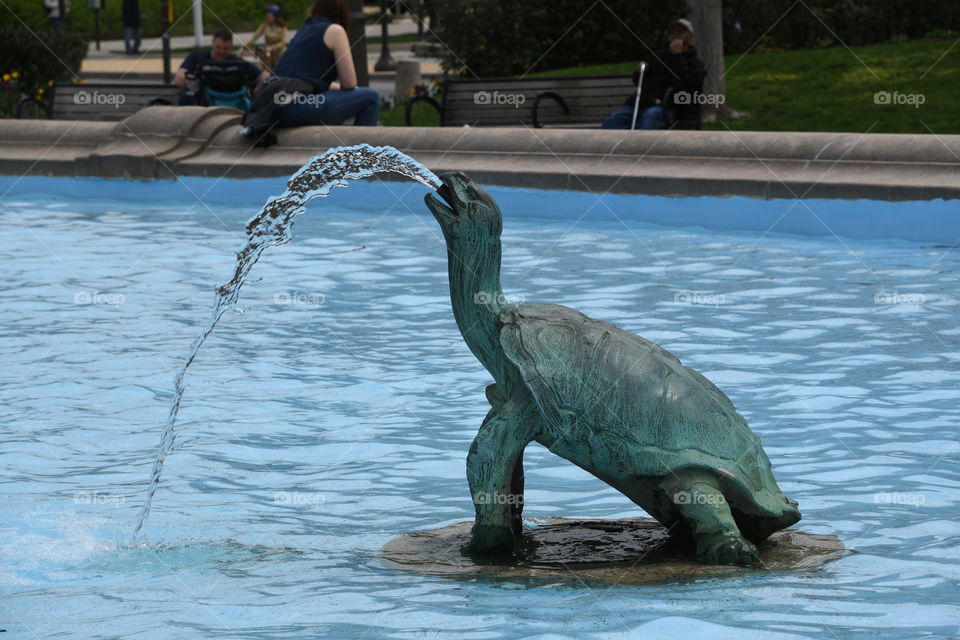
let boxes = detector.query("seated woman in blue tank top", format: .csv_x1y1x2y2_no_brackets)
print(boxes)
272,0,380,126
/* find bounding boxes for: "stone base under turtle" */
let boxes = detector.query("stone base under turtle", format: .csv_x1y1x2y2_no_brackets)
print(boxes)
380,517,849,586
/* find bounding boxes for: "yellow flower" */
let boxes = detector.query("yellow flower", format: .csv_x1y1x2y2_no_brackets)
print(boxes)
2,74,9,82
48,80,54,86
11,71,19,78
37,88,44,94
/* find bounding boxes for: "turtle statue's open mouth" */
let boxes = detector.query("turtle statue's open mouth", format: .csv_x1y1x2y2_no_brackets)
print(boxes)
425,172,470,225
436,182,456,211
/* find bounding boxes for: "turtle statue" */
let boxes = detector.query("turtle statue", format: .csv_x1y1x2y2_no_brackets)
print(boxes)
424,172,801,567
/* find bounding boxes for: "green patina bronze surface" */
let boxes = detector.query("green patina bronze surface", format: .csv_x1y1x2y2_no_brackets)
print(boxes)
425,172,802,567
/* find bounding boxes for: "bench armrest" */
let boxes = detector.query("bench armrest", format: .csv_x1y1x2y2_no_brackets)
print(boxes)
531,91,569,129
15,95,51,119
405,95,442,126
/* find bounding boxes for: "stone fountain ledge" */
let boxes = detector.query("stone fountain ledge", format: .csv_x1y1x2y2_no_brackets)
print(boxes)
2,106,959,201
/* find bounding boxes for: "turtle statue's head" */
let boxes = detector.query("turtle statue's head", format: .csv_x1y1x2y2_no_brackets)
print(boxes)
425,171,503,240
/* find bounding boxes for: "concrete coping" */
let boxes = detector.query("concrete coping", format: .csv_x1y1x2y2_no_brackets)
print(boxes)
1,106,958,201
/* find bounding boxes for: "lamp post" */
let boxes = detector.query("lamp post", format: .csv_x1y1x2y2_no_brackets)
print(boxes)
415,0,424,39
161,0,173,85
374,0,396,72
347,0,369,86
87,0,102,50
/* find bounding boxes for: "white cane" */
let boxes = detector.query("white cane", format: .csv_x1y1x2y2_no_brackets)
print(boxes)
629,62,648,130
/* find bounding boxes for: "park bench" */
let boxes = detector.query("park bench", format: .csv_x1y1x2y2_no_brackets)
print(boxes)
405,74,701,129
16,82,183,121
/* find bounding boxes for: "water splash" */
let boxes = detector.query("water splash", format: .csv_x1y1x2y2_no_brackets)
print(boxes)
132,144,441,540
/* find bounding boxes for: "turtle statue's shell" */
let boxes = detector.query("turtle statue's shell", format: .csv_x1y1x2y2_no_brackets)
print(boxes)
498,302,791,517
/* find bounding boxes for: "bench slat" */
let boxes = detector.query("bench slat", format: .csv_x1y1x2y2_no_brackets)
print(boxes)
446,93,632,105
50,83,182,120
448,95,631,110
437,74,641,128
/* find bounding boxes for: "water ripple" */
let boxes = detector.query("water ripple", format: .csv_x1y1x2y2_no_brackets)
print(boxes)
1,184,958,639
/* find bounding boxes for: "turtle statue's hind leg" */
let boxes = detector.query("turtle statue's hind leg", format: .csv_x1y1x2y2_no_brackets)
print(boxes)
661,470,762,567
461,395,539,557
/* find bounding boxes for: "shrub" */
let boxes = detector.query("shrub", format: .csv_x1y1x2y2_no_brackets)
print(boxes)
723,0,960,54
0,23,86,98
432,0,687,77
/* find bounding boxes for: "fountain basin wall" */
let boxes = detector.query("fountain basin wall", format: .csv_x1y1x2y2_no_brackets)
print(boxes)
2,106,959,201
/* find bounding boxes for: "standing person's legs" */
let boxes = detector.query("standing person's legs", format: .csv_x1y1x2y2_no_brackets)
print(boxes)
278,88,381,127
134,27,142,53
123,26,133,53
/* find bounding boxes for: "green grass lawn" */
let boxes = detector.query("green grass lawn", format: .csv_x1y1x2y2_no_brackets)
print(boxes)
381,99,442,127
365,33,420,46
385,36,960,134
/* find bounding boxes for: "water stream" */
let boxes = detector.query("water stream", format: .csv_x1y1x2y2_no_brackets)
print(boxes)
131,144,441,540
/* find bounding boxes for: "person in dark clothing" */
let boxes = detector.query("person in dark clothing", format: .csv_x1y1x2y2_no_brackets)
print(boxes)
271,0,380,126
43,0,69,30
122,0,142,55
602,18,706,130
174,28,268,106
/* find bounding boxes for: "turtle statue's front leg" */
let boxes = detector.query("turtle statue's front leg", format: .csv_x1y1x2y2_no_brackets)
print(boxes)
461,401,536,557
662,470,762,567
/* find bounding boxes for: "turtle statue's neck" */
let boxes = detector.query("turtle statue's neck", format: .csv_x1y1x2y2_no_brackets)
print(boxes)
442,227,513,388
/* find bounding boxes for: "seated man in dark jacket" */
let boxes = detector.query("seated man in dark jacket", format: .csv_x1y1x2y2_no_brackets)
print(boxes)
602,18,706,130
174,27,268,106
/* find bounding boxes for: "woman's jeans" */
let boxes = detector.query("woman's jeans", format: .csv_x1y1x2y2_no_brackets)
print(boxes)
601,104,674,130
278,87,381,127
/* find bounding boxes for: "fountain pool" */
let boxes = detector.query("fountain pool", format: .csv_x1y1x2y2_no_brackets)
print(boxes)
0,175,957,639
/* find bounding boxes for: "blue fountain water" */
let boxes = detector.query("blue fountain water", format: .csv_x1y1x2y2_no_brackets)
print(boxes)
0,176,957,639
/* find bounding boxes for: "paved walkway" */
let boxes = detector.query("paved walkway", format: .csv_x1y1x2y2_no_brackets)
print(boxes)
82,17,443,86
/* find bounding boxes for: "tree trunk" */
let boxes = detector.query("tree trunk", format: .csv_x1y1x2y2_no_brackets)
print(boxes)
686,0,733,120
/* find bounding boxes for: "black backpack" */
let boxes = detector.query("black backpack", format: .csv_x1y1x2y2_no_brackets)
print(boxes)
240,76,317,148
